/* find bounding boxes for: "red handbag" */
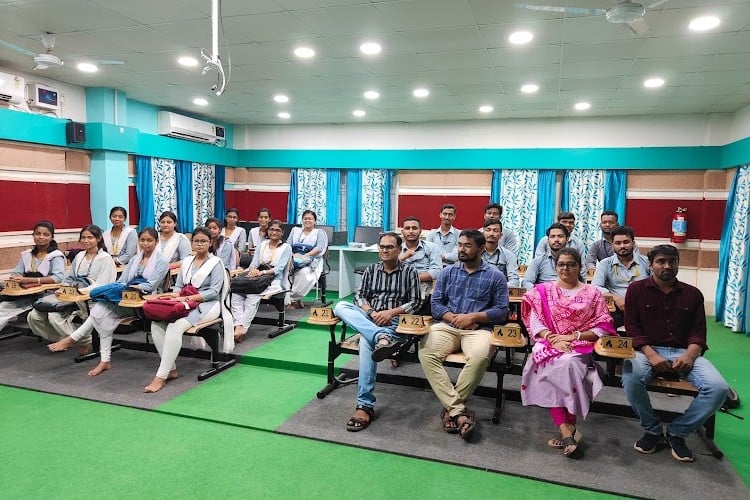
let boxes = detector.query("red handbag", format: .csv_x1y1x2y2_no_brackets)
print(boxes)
143,284,200,322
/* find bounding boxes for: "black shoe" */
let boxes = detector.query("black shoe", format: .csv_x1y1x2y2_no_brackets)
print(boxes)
666,433,694,462
634,432,663,454
371,339,403,362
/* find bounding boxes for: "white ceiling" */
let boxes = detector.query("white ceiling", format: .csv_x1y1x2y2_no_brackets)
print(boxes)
0,0,748,125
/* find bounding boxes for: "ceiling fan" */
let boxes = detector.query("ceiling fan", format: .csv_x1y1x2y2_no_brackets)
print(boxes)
0,33,125,70
515,0,670,36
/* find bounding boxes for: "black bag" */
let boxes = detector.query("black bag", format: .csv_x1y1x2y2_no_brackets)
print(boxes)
230,264,274,295
33,294,78,313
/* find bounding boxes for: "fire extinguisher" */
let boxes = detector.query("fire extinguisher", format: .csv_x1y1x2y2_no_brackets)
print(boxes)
671,207,688,244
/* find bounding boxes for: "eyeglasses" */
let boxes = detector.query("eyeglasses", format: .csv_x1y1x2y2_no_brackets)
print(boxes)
379,245,397,251
192,239,210,244
556,262,579,269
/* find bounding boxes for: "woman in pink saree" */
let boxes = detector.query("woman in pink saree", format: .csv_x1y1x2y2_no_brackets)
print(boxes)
520,248,616,458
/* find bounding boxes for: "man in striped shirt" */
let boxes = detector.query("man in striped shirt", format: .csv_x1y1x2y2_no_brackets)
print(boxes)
419,229,509,440
333,232,422,432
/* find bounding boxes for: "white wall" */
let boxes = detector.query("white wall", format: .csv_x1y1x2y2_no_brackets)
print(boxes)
0,65,86,122
728,104,750,143
237,113,740,150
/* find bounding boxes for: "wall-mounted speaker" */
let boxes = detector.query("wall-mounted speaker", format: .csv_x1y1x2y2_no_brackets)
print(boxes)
66,121,85,144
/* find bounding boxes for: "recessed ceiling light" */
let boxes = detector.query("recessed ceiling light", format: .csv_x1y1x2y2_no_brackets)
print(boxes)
363,90,380,100
352,109,366,118
274,94,289,103
177,56,199,67
689,16,720,32
76,62,98,73
413,88,429,98
643,77,665,88
359,42,382,55
193,97,208,106
278,112,291,119
521,83,539,94
479,105,494,114
574,101,591,111
293,46,315,59
508,31,533,45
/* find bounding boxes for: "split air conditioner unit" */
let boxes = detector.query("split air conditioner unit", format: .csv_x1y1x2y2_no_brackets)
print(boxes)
157,111,225,145
0,71,25,105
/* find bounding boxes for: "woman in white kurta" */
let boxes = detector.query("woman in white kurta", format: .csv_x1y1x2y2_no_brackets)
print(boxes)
47,227,169,376
247,208,271,256
287,210,328,308
0,221,65,332
221,208,247,252
103,206,137,266
157,210,191,268
27,225,117,349
231,219,292,341
144,227,228,393
206,217,236,270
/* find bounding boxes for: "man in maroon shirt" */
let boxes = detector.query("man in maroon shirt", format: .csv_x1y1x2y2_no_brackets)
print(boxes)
622,245,728,462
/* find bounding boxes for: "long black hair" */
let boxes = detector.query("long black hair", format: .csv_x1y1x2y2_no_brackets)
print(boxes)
192,227,216,255
80,224,106,251
32,220,58,256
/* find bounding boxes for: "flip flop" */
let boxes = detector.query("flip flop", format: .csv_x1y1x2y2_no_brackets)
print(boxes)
562,429,584,458
346,405,374,432
548,428,582,449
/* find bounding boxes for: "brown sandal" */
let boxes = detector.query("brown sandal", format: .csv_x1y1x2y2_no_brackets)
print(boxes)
346,405,374,432
456,410,476,440
441,409,459,434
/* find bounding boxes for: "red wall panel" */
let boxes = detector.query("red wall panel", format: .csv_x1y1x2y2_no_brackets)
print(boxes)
0,180,91,231
225,190,289,222
625,198,725,241
397,195,490,229
128,185,140,227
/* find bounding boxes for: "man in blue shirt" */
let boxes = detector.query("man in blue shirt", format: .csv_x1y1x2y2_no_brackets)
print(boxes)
427,204,460,264
419,230,509,440
592,225,650,327
400,216,443,309
534,211,586,258
523,223,586,290
481,218,520,287
481,203,518,254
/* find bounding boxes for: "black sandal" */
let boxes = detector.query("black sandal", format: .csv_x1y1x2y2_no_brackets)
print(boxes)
346,405,374,432
441,409,459,434
456,410,476,440
562,431,583,459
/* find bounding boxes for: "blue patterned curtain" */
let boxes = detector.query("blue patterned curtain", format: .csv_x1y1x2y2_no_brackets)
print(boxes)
604,170,627,220
491,169,502,203
151,157,177,227
562,170,606,248
361,169,388,229
295,168,328,223
175,160,193,233
535,170,557,247
287,170,298,224
716,165,750,334
193,162,215,228
499,170,538,265
382,170,394,231
326,169,341,230
135,155,154,229
214,165,226,222
346,169,362,241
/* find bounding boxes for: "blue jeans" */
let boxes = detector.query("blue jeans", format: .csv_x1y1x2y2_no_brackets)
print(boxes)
333,302,403,409
622,347,729,438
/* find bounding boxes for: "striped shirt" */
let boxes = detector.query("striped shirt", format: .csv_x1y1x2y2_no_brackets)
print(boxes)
355,261,422,314
431,260,509,326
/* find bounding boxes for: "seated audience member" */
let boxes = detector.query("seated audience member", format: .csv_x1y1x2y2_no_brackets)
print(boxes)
427,203,460,264
480,203,517,254
157,211,191,269
48,227,169,376
521,248,616,458
230,219,292,342
103,206,137,266
592,225,649,327
247,208,271,256
333,232,421,432
287,210,328,308
534,211,586,258
221,207,248,252
481,218,520,287
205,217,236,270
144,227,227,393
0,221,65,332
28,225,117,351
399,216,442,310
419,230,508,440
622,244,728,462
523,223,585,290
585,210,619,271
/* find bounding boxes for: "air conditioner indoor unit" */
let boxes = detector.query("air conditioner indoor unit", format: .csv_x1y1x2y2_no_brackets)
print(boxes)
0,71,25,105
157,111,225,145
